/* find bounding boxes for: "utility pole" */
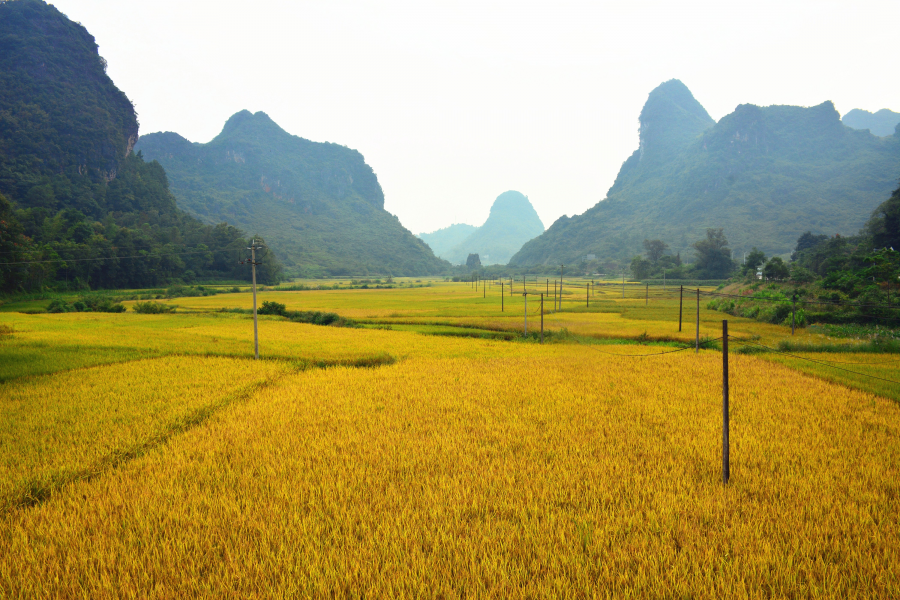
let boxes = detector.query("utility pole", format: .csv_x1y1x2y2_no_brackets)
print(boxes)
586,283,589,308
554,279,558,311
678,285,683,332
501,281,504,312
559,265,565,310
241,239,264,360
722,319,730,484
792,294,796,335
695,288,700,353
523,292,528,336
540,293,544,343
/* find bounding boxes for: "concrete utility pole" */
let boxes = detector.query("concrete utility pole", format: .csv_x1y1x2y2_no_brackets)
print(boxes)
540,293,544,343
241,239,265,360
523,291,528,336
559,265,565,310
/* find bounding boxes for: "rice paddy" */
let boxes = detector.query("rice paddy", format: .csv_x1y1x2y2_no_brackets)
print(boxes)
1,279,898,597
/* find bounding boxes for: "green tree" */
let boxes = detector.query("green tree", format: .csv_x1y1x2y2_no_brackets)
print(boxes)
692,228,734,278
643,239,668,263
630,256,651,279
742,247,766,276
763,256,789,280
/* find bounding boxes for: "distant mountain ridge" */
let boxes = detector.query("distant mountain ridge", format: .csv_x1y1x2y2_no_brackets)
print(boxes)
447,191,544,265
417,223,477,262
510,80,900,267
136,111,448,276
842,108,900,137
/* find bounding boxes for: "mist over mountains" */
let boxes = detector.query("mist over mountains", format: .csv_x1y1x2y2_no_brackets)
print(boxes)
842,109,900,137
417,224,477,262
136,112,448,277
419,191,545,265
511,80,900,268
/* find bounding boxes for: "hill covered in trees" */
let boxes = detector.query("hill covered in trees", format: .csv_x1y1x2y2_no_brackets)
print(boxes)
842,109,900,137
0,0,275,292
136,112,448,277
510,79,900,270
417,223,477,262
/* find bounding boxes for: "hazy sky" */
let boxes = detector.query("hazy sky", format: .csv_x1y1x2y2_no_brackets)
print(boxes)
52,0,898,235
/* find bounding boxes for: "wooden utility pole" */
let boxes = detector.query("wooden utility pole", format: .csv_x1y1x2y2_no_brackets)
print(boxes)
554,280,558,311
791,294,796,335
586,283,589,307
559,265,565,310
523,292,528,336
501,281,504,312
540,293,544,344
722,319,730,484
695,288,700,353
678,285,683,332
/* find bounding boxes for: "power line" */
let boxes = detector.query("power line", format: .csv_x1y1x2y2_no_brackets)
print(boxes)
731,340,900,385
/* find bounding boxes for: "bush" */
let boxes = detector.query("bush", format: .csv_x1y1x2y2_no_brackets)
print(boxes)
133,301,176,314
46,298,72,313
258,301,287,316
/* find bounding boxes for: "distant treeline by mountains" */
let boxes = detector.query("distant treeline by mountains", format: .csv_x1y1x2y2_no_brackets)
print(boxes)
511,80,900,270
0,0,279,292
136,111,449,278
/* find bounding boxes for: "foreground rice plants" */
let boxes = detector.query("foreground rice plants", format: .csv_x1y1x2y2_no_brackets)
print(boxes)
1,346,898,597
1,283,899,596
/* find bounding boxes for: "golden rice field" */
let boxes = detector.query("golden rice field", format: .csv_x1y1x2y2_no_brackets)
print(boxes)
1,280,899,597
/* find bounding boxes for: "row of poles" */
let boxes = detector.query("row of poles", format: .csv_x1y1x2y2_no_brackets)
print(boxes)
468,275,733,483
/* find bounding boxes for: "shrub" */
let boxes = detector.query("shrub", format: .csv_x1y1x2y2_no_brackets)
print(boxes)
258,301,287,316
133,302,176,314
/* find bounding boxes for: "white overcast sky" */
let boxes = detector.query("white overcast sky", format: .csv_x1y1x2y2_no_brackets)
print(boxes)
52,0,899,235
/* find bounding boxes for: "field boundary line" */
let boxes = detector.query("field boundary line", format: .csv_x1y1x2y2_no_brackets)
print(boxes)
2,352,397,514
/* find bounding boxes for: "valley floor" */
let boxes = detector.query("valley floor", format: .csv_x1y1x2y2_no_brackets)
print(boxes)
1,281,898,597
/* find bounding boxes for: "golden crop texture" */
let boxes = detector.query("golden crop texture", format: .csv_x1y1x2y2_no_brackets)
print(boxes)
2,341,898,597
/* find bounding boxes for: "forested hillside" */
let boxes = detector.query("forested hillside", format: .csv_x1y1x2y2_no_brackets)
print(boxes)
136,111,449,277
0,0,274,292
510,80,900,269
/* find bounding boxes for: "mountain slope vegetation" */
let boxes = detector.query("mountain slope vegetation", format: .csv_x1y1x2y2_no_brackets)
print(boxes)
0,0,271,292
510,79,900,269
136,112,448,277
